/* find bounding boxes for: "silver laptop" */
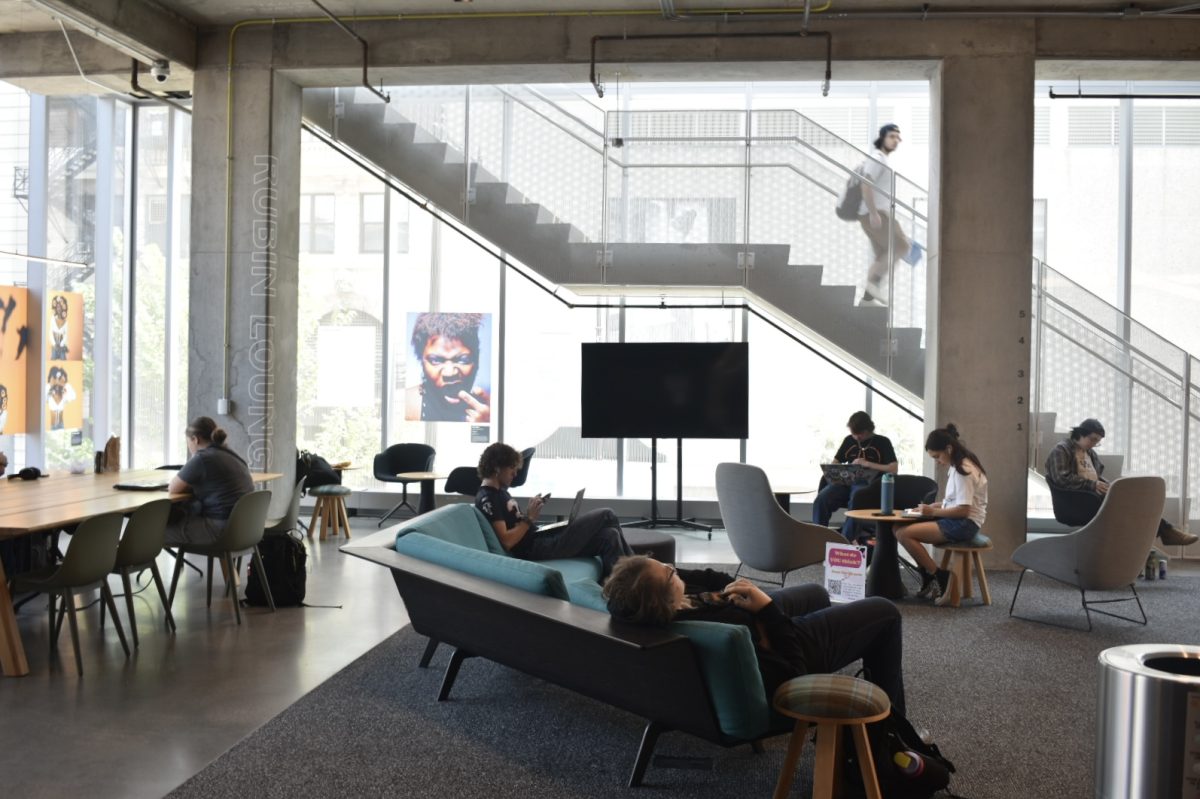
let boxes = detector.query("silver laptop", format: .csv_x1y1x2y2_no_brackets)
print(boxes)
537,488,586,531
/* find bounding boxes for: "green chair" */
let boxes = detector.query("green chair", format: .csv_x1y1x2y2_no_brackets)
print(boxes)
167,490,274,625
265,477,307,537
103,499,176,648
11,512,129,675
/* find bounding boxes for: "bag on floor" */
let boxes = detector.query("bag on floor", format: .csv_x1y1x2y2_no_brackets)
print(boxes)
246,532,308,607
835,171,864,221
841,707,956,799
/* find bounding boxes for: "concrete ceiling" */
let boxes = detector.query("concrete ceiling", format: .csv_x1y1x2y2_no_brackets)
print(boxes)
6,0,1199,33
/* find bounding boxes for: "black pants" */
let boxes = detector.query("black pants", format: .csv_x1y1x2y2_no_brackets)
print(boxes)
1050,487,1170,537
519,509,634,579
768,584,906,716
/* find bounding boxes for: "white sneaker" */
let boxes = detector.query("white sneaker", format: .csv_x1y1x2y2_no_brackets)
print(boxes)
860,284,888,307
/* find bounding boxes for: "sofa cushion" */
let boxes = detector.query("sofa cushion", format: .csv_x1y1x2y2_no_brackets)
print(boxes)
545,558,603,585
395,533,568,599
565,580,771,740
394,503,505,555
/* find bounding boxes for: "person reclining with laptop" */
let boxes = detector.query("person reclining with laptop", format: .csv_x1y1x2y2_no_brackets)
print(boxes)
812,411,899,540
475,442,634,580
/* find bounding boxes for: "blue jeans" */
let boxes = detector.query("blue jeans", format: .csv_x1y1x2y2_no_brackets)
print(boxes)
812,481,869,539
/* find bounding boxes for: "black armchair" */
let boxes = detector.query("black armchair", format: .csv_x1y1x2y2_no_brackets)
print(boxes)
374,444,436,526
444,447,535,497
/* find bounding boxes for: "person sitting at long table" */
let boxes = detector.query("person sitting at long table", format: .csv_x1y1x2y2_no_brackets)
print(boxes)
165,416,253,546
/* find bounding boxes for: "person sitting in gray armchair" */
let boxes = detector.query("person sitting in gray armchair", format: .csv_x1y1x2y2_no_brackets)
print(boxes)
1045,418,1196,546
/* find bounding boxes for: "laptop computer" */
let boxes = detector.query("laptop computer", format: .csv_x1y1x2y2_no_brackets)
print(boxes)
536,488,586,531
819,463,874,487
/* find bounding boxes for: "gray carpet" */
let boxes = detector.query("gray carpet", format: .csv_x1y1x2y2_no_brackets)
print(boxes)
168,563,1199,798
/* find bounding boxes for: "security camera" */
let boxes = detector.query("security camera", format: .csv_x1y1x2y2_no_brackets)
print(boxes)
150,59,170,84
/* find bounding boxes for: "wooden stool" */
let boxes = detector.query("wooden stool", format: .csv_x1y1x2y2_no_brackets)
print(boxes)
772,674,891,799
936,535,993,608
309,485,352,541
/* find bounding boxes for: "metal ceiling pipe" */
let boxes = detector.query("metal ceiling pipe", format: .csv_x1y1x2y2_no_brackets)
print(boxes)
130,59,192,114
308,0,389,103
591,29,833,98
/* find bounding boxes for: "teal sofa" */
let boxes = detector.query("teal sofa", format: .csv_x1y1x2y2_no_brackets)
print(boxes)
342,503,788,787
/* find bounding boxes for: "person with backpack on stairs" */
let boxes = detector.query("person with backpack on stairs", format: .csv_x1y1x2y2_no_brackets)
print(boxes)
857,124,914,307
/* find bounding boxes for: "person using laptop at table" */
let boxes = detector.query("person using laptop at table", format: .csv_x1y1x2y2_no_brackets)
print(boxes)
164,416,254,546
896,424,988,605
475,442,633,580
812,411,898,540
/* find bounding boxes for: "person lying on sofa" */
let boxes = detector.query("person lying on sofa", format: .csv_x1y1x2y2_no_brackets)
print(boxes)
603,555,906,715
475,442,634,580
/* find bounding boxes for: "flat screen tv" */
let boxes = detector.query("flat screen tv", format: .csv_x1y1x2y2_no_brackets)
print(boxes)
580,342,749,439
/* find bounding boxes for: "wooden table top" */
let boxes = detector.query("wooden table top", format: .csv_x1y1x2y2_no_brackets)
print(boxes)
0,469,283,539
395,471,445,481
844,508,931,523
772,486,818,495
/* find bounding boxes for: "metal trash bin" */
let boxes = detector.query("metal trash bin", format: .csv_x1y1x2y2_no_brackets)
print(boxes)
1096,644,1200,799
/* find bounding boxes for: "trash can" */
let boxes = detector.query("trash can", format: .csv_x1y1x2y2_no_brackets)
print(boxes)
1096,644,1200,799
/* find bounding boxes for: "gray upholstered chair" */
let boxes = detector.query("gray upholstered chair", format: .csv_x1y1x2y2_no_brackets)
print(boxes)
715,462,845,585
1010,475,1165,631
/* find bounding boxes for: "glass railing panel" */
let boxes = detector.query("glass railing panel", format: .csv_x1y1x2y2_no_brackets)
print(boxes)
1189,358,1200,525
381,85,468,154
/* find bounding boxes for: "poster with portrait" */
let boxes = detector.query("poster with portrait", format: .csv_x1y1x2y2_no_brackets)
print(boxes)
0,286,30,435
45,360,83,433
46,291,84,361
404,312,493,423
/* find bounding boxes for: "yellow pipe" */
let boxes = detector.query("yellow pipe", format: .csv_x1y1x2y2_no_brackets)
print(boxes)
220,2,833,397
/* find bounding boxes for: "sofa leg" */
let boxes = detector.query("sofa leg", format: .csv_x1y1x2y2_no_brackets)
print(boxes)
438,648,470,701
418,638,439,669
629,721,666,788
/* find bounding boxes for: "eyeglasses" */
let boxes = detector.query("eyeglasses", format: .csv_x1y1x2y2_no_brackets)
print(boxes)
663,565,677,582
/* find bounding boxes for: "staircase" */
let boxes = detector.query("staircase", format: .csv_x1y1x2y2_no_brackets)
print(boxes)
301,86,928,398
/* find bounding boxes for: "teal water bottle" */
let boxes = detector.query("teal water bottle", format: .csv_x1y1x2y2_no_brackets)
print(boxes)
880,473,895,515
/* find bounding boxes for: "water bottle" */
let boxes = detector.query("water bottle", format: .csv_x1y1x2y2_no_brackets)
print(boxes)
1159,556,1167,580
880,473,895,515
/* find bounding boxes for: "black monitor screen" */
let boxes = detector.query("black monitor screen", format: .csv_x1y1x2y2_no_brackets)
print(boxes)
580,342,749,439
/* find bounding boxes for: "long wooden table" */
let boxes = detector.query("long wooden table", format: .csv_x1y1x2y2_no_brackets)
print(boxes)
0,469,282,677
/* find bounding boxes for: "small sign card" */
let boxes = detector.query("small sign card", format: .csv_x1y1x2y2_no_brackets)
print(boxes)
824,542,868,603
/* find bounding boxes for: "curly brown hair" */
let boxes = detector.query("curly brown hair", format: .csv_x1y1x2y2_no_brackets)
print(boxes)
602,555,677,626
477,442,523,480
410,312,482,358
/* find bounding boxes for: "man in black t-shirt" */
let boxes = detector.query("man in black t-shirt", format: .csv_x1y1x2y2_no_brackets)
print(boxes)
812,411,898,539
474,443,633,580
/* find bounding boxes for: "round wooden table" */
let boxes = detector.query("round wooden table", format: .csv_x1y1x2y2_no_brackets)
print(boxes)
395,471,446,515
772,486,817,514
844,509,928,600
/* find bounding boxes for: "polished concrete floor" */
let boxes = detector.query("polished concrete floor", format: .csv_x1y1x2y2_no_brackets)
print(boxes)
0,517,733,798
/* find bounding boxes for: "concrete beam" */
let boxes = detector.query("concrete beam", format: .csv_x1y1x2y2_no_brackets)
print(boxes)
191,15,1200,87
30,0,196,68
0,31,194,95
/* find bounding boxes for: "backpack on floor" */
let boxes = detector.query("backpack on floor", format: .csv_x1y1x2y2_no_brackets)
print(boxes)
246,532,308,607
841,706,957,799
296,449,341,491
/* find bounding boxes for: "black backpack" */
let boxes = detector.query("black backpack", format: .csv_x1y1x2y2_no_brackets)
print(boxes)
835,171,864,221
245,532,308,607
296,450,341,491
841,707,958,799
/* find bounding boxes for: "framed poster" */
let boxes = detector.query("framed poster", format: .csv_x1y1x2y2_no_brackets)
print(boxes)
46,291,83,361
0,287,29,435
404,312,493,424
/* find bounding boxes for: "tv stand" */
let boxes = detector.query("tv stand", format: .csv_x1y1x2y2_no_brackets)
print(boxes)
624,438,713,539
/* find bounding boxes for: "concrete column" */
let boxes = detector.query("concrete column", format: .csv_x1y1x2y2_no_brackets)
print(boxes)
926,52,1035,569
189,45,300,514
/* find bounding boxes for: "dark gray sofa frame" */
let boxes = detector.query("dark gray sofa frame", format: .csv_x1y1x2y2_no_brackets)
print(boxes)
343,536,776,787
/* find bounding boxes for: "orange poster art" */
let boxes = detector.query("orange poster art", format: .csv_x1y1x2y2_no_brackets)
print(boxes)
46,290,83,362
45,359,83,433
0,287,29,435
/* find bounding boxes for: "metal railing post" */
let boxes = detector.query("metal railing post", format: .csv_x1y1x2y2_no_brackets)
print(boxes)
462,85,471,224
1033,259,1047,469
1182,355,1192,535
884,167,896,379
743,109,752,287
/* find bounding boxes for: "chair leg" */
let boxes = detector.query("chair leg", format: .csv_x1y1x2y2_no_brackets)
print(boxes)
47,592,58,664
64,590,83,676
1008,569,1028,617
226,554,242,625
811,722,841,798
307,500,320,539
973,551,992,605
338,499,352,540
150,562,177,632
120,570,139,649
961,552,974,600
206,556,215,607
773,720,811,799
438,648,469,701
851,722,883,799
101,583,130,657
939,549,952,571
251,546,276,612
418,637,439,668
168,551,186,610
629,720,666,789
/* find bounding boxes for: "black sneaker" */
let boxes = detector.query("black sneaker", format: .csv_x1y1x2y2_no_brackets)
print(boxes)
915,569,937,599
934,569,958,607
